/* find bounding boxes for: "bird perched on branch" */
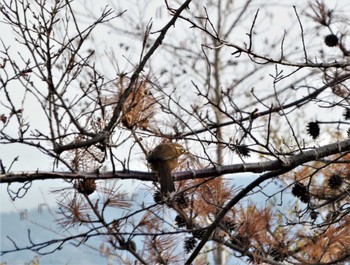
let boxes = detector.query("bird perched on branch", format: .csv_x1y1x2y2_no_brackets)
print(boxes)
147,143,187,194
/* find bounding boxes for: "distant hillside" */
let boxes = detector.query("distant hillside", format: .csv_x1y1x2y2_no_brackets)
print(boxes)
1,208,108,265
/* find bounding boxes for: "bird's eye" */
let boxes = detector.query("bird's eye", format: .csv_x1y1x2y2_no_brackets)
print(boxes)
174,144,187,154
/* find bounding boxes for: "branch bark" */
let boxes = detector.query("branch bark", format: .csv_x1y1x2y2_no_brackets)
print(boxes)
2,138,349,184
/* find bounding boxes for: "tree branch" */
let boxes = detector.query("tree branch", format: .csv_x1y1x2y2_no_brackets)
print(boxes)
2,138,349,184
185,138,350,264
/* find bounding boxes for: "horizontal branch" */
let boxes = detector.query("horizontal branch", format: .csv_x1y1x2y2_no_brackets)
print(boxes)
52,132,108,154
1,138,349,184
0,170,154,183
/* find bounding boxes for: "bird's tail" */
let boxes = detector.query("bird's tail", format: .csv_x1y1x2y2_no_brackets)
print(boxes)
157,163,176,194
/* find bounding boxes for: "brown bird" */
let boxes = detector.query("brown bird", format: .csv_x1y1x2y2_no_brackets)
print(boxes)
147,143,186,194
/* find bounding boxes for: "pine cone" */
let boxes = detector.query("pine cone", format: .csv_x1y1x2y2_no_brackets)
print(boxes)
324,34,338,47
307,121,320,139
